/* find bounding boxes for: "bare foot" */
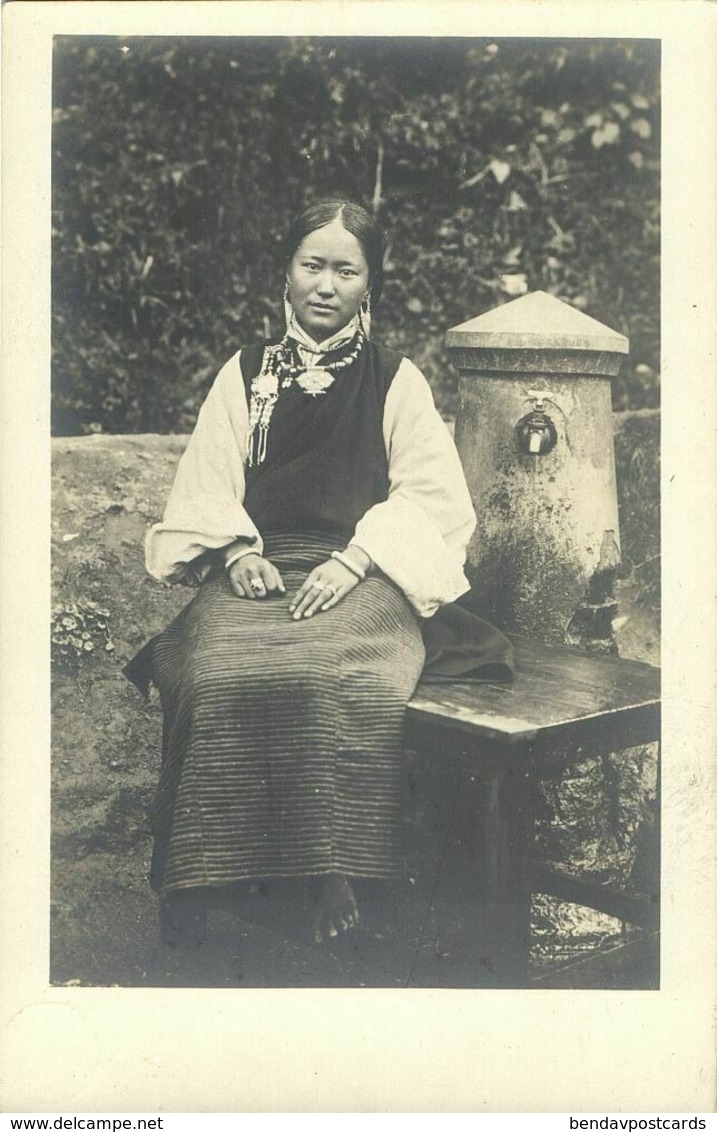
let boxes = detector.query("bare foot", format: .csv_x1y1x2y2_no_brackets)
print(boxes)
312,874,360,943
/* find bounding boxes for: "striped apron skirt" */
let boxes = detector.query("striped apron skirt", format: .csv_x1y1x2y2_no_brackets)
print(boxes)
147,533,426,894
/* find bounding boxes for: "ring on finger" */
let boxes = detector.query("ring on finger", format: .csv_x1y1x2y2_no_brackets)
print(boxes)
249,577,263,592
324,585,337,598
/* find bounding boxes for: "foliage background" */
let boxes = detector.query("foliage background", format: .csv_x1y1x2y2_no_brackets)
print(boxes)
52,36,660,436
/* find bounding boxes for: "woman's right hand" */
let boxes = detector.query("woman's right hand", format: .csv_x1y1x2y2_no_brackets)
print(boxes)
227,553,285,600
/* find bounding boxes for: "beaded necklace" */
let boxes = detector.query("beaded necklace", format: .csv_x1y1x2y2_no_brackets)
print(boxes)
247,329,365,467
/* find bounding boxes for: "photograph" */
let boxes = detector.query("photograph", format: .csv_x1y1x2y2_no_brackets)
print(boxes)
2,0,715,1116
50,33,661,991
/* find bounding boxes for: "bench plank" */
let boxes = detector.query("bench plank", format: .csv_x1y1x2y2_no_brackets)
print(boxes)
409,634,660,750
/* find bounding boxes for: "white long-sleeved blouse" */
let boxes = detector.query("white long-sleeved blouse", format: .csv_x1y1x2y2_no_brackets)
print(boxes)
145,349,476,618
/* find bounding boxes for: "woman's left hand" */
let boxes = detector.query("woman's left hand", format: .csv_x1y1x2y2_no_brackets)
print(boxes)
290,560,360,620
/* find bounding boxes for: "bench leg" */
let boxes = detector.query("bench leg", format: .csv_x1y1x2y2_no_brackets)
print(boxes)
402,750,535,988
466,757,535,987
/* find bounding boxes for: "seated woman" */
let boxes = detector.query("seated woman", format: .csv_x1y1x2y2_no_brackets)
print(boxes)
128,196,512,950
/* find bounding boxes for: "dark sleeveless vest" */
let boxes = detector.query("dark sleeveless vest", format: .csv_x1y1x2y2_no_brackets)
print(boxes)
239,339,404,543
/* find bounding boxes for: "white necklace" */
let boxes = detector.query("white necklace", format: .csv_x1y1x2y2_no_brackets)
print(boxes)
246,330,366,466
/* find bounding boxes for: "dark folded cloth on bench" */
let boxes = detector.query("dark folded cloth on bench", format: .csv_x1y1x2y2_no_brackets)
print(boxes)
420,600,514,683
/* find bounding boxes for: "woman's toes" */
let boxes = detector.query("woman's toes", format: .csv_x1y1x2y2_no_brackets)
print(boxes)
311,875,360,944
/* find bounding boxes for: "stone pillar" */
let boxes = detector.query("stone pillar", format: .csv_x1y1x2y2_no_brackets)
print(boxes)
446,290,628,650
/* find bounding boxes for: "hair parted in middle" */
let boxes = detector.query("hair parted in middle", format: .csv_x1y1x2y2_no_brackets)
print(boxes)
283,196,385,305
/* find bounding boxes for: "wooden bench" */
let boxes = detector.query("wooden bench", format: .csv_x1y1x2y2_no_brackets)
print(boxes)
405,634,661,988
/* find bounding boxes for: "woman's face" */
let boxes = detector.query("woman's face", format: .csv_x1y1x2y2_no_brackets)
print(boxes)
287,217,370,340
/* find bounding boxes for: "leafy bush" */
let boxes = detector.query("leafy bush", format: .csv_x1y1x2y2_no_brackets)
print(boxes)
614,412,661,609
52,37,660,434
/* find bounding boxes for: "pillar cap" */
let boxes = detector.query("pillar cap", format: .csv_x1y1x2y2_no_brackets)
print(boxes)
445,291,629,355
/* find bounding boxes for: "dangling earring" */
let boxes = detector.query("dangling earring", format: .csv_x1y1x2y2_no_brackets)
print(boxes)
283,279,293,331
360,293,372,338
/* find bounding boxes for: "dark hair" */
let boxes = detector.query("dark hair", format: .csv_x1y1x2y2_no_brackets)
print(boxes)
283,197,385,304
